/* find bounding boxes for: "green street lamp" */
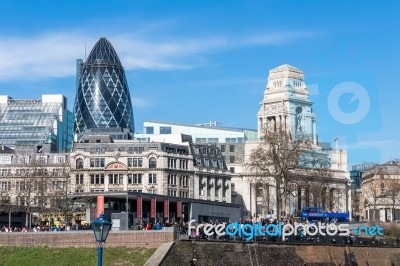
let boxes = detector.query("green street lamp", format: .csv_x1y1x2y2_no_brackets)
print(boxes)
91,214,112,266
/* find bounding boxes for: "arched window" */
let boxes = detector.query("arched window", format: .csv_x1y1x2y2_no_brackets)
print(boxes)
149,157,157,169
76,158,84,169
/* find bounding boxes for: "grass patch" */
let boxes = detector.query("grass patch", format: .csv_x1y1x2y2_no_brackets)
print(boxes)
0,246,155,266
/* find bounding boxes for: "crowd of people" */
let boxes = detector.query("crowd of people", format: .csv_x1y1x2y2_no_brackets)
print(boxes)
0,223,91,232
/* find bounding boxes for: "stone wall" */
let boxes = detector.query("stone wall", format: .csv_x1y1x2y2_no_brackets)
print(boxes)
0,229,177,249
162,240,400,266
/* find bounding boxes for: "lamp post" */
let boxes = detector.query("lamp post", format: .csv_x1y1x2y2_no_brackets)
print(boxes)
91,214,112,266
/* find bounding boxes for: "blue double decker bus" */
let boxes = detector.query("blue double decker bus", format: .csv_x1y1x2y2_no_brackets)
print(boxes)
300,206,349,223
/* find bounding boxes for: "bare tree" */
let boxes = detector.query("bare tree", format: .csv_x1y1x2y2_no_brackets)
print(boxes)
50,158,95,225
14,155,53,226
295,166,335,212
362,179,382,222
246,123,313,218
383,178,400,221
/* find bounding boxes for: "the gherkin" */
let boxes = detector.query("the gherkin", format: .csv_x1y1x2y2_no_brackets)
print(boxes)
73,37,134,134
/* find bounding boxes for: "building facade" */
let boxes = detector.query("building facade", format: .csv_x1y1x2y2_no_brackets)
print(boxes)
136,120,257,175
73,37,135,134
361,160,400,222
235,64,351,219
69,134,231,203
0,144,70,216
0,94,73,152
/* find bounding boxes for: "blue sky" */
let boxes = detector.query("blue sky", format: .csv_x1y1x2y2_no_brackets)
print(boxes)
0,1,399,165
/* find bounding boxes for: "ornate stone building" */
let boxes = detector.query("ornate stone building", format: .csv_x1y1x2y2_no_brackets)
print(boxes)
69,133,231,203
360,160,400,222
257,64,317,143
232,64,351,219
0,144,70,213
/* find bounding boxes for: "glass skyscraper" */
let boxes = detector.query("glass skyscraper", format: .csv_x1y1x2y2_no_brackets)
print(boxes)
0,94,73,152
73,37,135,134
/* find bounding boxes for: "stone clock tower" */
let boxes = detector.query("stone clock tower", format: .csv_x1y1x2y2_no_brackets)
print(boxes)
257,64,317,144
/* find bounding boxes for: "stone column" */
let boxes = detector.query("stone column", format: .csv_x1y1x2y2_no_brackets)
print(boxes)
84,173,90,192
193,174,199,199
123,174,128,191
104,174,109,192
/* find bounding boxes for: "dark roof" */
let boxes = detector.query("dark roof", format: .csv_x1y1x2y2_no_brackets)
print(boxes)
86,37,123,67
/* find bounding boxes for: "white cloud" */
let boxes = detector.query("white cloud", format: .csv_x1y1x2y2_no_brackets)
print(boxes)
0,30,316,81
131,97,149,107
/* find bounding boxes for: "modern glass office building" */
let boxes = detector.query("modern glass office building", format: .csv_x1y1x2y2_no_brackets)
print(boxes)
73,37,135,134
0,94,73,152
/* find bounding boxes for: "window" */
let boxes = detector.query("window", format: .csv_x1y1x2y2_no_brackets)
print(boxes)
52,181,66,191
220,145,225,152
90,174,105,184
168,174,177,186
229,145,235,152
180,176,189,187
16,196,27,206
168,158,177,168
219,160,224,168
179,160,188,170
168,190,177,196
16,181,25,191
18,156,29,164
230,167,235,173
149,157,157,169
0,196,10,203
54,156,65,164
208,138,218,143
76,158,84,169
180,191,188,198
202,148,207,155
131,146,144,153
256,188,263,197
212,160,218,168
109,174,123,184
0,181,11,191
76,174,84,185
0,156,12,164
229,156,235,163
237,137,244,143
145,126,154,134
194,147,200,154
160,126,171,134
36,156,47,164
195,158,202,166
204,159,209,167
90,158,105,168
128,158,143,167
149,173,157,184
128,174,142,184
